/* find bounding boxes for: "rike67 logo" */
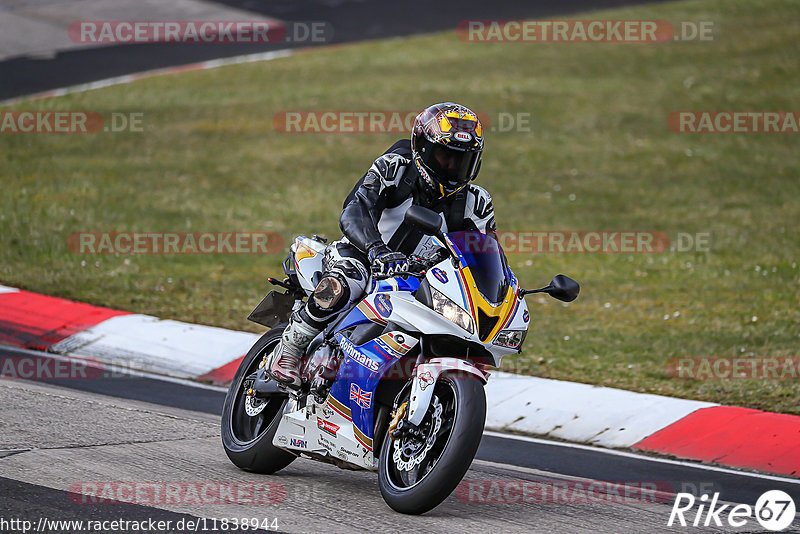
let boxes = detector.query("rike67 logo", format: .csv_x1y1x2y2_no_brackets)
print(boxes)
668,490,796,531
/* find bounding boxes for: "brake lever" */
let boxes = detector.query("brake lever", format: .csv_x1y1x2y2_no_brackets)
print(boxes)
267,277,292,290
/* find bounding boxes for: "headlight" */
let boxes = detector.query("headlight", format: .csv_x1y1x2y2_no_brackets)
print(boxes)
431,287,474,334
494,329,527,350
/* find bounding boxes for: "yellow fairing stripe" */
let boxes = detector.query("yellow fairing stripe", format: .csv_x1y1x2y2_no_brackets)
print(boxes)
295,243,316,261
460,266,517,342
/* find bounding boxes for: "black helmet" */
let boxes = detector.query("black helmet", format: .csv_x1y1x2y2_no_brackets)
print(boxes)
411,102,484,199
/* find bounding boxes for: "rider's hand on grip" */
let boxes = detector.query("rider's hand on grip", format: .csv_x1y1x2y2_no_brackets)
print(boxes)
368,245,408,277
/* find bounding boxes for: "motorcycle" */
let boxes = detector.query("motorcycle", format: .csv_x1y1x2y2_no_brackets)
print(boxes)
221,205,579,514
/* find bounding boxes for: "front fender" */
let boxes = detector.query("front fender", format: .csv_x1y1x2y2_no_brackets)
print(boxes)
407,357,487,426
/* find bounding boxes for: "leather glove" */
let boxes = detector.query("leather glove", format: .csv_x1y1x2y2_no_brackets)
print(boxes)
368,245,408,277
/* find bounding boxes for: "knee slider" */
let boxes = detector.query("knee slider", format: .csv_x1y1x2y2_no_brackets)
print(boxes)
312,273,350,312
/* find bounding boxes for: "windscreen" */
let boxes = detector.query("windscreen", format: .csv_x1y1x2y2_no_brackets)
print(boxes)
448,231,510,304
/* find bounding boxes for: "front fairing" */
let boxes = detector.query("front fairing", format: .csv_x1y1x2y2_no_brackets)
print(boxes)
422,250,529,358
447,231,511,305
336,231,530,366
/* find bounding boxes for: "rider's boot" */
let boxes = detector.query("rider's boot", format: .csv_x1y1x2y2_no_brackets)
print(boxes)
267,312,321,389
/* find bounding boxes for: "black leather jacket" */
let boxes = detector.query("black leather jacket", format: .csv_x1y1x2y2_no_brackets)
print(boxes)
340,149,496,258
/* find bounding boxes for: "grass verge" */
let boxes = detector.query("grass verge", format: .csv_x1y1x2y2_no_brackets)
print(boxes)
1,0,798,413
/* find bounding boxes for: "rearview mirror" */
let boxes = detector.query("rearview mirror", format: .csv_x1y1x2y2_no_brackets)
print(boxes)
404,206,443,235
521,274,580,302
547,274,580,302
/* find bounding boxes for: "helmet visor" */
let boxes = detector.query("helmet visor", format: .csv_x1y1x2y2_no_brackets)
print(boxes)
419,138,480,187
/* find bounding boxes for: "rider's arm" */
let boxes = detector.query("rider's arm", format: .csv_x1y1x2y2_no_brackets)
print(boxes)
339,153,409,255
462,184,497,233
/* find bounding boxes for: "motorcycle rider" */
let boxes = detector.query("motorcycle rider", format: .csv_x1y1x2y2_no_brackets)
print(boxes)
268,102,496,388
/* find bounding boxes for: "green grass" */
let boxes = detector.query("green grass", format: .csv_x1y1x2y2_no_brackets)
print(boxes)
1,0,799,413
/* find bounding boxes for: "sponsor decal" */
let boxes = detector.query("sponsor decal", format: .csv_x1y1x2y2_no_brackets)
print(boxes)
431,267,448,284
378,332,416,356
276,435,288,445
417,371,435,391
318,434,332,447
338,445,360,459
374,338,398,359
357,300,388,325
350,384,373,409
374,293,393,317
339,337,380,372
523,310,529,323
326,394,352,420
322,406,334,419
453,131,472,142
317,417,339,437
290,438,307,448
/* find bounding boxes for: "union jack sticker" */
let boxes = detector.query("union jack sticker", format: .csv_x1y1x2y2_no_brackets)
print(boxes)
349,383,372,409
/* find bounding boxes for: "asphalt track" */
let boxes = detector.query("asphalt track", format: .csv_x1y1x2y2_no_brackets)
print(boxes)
0,0,672,101
3,1,800,530
1,345,799,533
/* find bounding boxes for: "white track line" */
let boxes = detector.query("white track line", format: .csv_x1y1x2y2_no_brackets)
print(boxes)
4,343,798,484
1,343,229,392
483,430,800,485
0,49,292,107
78,351,800,485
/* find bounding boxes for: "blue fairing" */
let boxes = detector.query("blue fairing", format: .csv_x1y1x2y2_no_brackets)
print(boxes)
328,331,407,452
335,305,372,331
372,276,421,293
326,274,421,451
335,275,421,334
448,231,512,303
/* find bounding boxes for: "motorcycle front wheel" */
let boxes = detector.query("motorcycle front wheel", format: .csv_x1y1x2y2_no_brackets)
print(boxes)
378,373,486,515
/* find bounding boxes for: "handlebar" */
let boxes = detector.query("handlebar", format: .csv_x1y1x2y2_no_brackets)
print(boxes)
371,271,427,281
371,251,448,281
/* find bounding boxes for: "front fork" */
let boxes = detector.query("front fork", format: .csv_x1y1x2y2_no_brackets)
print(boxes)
404,357,488,426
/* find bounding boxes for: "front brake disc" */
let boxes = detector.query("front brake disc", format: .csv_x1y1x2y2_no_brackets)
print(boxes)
392,396,443,472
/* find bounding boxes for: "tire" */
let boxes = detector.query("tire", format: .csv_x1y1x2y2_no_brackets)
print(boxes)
378,373,486,515
221,324,296,474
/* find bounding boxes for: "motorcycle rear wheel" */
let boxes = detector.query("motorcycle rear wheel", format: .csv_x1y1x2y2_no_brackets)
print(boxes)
221,324,296,474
